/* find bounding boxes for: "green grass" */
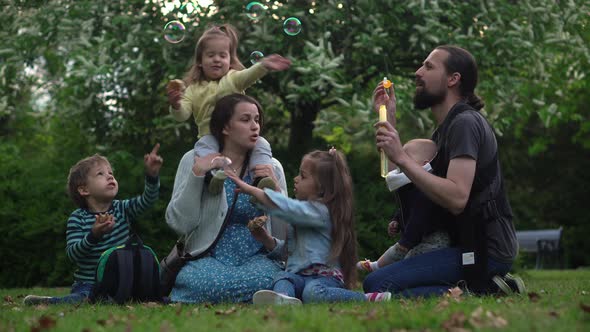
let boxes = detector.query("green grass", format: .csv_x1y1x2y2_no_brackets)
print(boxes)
2,270,589,331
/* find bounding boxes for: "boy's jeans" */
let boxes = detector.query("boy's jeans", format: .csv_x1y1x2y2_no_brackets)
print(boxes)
363,247,512,298
272,271,366,303
49,281,94,304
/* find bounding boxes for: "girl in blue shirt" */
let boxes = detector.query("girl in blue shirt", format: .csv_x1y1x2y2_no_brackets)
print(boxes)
227,148,391,304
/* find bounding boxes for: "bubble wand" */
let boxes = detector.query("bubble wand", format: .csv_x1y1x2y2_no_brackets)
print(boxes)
379,77,392,178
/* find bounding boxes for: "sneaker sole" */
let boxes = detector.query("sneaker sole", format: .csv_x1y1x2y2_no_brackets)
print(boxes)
492,275,513,295
505,273,526,294
252,290,302,305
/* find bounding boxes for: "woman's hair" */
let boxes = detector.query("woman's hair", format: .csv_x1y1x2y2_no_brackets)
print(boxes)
304,149,358,289
209,93,264,152
67,154,110,209
183,24,245,85
435,45,484,110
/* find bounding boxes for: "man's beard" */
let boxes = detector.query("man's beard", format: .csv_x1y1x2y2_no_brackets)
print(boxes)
413,87,446,110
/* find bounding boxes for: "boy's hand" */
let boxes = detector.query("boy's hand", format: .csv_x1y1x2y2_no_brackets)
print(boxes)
261,54,291,72
388,220,400,237
91,213,115,238
144,143,163,177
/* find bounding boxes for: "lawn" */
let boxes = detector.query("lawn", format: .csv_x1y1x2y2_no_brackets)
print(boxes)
2,270,589,331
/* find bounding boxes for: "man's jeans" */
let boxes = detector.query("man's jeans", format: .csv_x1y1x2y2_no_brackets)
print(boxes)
363,247,512,298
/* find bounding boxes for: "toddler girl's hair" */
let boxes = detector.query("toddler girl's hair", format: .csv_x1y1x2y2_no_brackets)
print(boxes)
183,24,245,85
67,154,110,209
304,149,358,289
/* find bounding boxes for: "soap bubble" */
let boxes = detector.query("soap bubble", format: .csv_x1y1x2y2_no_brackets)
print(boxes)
249,51,264,64
283,17,302,36
163,20,186,44
246,2,266,20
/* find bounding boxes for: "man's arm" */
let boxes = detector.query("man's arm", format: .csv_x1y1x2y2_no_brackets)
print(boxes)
397,156,475,215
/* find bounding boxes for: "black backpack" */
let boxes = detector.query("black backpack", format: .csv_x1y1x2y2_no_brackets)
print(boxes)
90,234,162,304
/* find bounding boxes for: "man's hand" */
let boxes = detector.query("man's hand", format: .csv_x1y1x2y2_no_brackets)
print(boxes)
91,213,115,238
387,220,400,237
372,80,397,122
144,143,163,177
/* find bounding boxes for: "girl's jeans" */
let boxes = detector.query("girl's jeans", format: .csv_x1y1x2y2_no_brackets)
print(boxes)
363,247,512,298
49,281,94,304
272,271,366,303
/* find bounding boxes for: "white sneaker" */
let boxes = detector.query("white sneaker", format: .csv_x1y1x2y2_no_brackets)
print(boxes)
23,295,53,305
252,290,302,305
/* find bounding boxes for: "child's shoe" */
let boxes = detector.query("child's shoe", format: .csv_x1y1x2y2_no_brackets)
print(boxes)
252,290,302,305
208,169,227,195
365,292,392,302
23,295,53,305
250,177,277,204
356,259,376,272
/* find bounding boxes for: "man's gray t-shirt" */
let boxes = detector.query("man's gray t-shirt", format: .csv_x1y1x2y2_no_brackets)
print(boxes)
444,110,518,263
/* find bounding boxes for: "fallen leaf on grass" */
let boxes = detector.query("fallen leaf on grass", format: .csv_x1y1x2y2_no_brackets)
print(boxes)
31,315,56,332
548,311,559,318
160,320,172,332
142,302,161,308
215,306,237,315
34,304,49,311
441,311,467,331
528,292,541,302
581,303,590,313
363,308,379,321
12,307,22,311
435,299,450,312
263,308,276,320
446,287,463,302
468,306,507,329
581,290,588,295
4,295,14,304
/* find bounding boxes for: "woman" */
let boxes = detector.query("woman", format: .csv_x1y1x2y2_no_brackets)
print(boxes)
165,93,287,303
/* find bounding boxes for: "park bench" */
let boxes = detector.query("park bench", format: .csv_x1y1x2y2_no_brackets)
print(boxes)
515,227,563,269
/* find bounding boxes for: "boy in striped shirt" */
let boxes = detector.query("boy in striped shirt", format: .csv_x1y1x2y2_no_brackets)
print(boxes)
24,144,163,305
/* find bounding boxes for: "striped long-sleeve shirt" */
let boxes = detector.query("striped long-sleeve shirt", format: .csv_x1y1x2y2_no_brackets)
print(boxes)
66,175,159,283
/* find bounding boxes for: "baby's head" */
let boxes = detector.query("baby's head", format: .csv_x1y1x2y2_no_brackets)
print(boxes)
403,139,437,166
67,154,118,209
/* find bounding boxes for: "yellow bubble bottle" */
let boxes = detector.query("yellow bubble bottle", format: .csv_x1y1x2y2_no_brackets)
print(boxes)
379,77,392,178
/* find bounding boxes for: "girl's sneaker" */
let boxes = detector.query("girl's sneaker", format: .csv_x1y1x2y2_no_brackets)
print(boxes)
365,292,392,302
356,259,375,272
23,295,53,305
252,290,302,305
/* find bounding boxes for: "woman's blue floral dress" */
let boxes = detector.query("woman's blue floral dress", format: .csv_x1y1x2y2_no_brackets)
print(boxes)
171,174,281,303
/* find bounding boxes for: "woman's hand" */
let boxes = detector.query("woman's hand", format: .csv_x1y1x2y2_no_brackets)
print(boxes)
192,153,222,176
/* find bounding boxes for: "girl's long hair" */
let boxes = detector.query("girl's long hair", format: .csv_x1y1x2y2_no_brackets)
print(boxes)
183,24,245,85
305,150,358,289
